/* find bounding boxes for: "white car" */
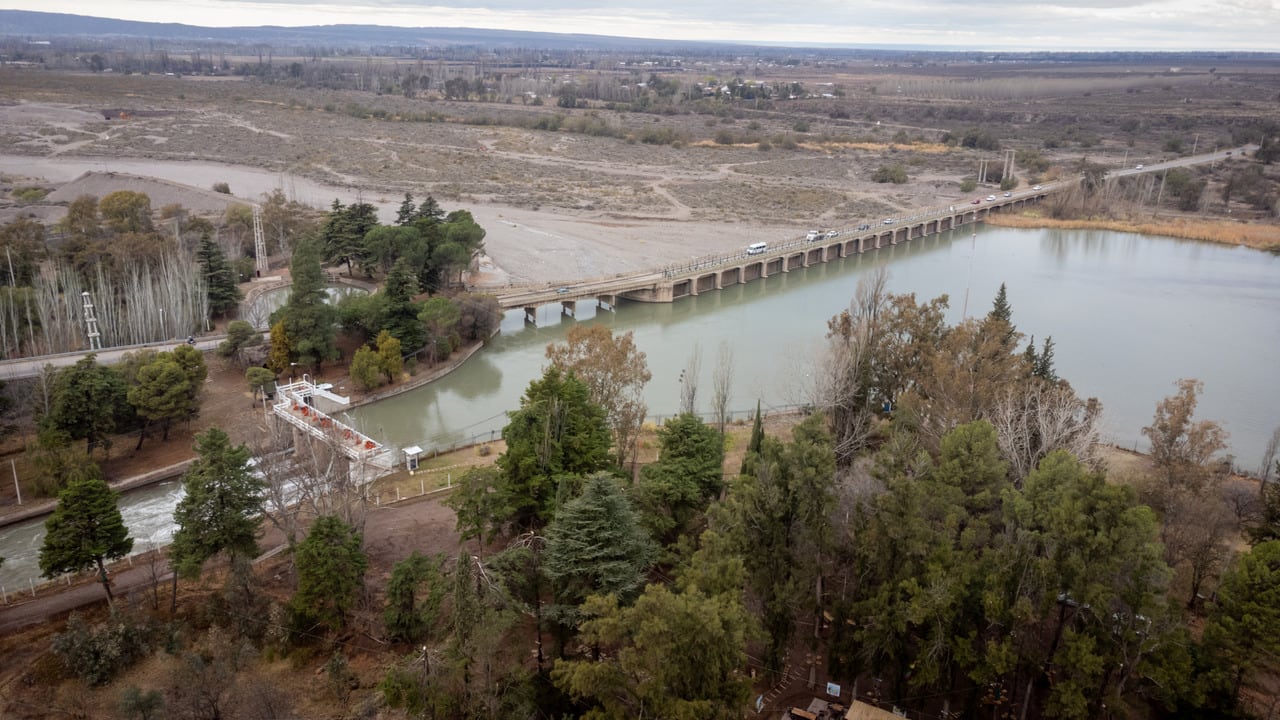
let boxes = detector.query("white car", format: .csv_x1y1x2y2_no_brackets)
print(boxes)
824,230,841,239
1136,164,1144,169
1003,192,1012,197
985,195,996,201
1032,185,1043,190
805,230,820,241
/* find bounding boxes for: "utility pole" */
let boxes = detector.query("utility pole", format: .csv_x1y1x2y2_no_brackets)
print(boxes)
253,205,268,278
81,291,101,351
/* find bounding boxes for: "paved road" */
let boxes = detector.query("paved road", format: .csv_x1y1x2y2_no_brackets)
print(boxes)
0,337,225,381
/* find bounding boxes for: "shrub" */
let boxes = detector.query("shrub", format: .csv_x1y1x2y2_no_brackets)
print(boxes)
1000,176,1018,191
793,120,810,133
212,182,231,194
52,611,154,686
350,345,383,391
118,686,164,720
871,164,908,184
959,178,978,192
13,187,48,202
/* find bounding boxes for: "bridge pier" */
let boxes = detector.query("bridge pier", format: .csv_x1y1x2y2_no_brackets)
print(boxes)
597,295,615,311
561,300,576,317
524,306,537,324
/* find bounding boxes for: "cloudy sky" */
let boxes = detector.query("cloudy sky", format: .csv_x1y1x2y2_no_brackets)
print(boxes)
5,0,1278,51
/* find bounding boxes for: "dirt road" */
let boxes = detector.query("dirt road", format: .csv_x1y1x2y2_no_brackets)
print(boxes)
0,490,464,635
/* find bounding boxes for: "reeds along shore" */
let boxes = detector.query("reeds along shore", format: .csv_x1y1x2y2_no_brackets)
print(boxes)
987,214,1280,252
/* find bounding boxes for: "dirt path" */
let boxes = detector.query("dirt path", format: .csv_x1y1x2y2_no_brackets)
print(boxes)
0,490,464,634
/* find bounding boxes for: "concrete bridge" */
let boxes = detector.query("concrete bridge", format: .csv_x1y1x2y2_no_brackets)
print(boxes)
496,188,1050,321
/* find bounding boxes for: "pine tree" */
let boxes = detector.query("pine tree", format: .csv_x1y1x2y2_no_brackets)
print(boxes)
497,366,612,529
266,320,292,374
544,473,656,610
126,356,192,448
989,282,1012,323
291,515,368,632
197,234,242,317
1023,334,1038,374
170,428,263,579
40,473,133,603
394,193,417,226
1034,335,1057,382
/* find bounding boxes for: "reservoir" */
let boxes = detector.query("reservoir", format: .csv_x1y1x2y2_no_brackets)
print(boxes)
2,225,1277,592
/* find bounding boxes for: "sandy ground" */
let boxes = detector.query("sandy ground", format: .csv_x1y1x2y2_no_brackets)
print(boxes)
0,95,936,284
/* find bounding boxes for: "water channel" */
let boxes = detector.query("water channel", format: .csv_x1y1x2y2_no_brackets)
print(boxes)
2,225,1277,593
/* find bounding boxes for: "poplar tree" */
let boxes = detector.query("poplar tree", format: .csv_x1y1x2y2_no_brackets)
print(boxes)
40,473,133,604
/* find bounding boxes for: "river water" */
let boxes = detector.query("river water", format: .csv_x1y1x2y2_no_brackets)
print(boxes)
2,224,1277,594
345,226,1280,469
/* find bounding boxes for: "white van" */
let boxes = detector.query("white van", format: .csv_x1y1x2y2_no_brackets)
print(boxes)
746,242,767,255
805,230,820,241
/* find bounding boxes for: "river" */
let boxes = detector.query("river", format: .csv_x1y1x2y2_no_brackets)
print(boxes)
2,225,1278,594
345,225,1280,469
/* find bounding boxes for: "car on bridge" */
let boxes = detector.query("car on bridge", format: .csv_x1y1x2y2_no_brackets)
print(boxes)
805,230,820,241
1136,164,1144,169
883,218,894,225
985,195,996,201
824,230,841,239
971,198,981,204
556,287,570,294
857,223,871,231
1033,185,1042,190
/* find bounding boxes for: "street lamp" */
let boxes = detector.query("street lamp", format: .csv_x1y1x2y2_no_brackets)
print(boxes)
159,308,167,341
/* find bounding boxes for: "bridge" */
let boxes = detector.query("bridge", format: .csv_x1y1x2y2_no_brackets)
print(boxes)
271,379,396,471
495,188,1048,321
492,143,1253,321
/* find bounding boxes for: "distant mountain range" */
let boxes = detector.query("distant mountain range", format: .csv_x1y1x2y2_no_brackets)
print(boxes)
0,10,767,53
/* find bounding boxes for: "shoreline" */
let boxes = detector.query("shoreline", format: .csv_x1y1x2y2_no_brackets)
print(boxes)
986,213,1280,252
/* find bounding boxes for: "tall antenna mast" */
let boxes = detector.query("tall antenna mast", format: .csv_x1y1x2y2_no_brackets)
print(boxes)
81,291,102,350
252,205,268,277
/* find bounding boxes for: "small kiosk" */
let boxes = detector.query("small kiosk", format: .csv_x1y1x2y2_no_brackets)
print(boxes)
403,446,424,474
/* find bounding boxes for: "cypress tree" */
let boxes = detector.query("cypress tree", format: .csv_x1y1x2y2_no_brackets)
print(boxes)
741,399,764,475
197,234,242,317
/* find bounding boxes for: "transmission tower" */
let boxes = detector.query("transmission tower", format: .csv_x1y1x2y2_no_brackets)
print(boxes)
81,291,101,350
252,205,268,277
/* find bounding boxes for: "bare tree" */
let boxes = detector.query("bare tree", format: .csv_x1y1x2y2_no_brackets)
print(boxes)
990,381,1103,485
710,341,735,435
678,342,702,416
1142,378,1228,493
813,267,889,467
253,415,372,543
1259,424,1280,487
